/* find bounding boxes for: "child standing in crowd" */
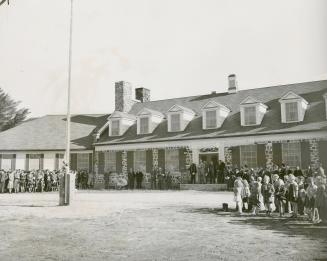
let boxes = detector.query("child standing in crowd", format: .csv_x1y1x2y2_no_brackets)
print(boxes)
234,175,244,215
274,175,286,217
261,175,275,216
314,176,327,224
241,179,251,212
249,177,261,216
297,176,306,215
305,177,317,222
288,174,299,218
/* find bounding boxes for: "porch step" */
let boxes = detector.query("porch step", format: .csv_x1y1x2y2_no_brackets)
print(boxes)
180,184,227,191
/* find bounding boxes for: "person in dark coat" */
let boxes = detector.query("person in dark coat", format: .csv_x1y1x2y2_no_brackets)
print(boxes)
151,167,158,190
128,168,135,190
135,170,143,189
189,162,197,184
294,166,303,177
218,160,225,183
208,161,215,184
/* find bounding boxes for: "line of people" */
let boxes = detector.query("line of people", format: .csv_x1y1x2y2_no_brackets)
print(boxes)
233,164,327,224
0,169,60,193
189,160,226,184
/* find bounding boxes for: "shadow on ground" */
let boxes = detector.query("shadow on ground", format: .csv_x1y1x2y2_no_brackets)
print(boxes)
183,207,327,244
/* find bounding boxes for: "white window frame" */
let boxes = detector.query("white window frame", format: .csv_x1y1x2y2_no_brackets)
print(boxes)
170,113,181,132
205,110,217,129
29,154,42,170
243,106,257,126
240,145,257,168
282,142,301,168
284,101,299,123
139,116,150,135
1,154,14,171
110,119,120,136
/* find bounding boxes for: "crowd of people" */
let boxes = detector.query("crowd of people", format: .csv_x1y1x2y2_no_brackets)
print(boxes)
232,163,327,224
0,169,60,193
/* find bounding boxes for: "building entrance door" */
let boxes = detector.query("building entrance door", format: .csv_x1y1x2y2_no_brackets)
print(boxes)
199,153,218,165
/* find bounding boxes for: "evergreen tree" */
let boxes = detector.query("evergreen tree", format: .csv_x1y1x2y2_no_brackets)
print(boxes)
0,88,30,131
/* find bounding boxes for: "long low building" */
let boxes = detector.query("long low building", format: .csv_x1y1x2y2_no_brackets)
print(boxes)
0,76,326,188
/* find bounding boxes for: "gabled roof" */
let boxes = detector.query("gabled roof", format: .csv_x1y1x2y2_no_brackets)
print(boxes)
202,100,230,111
167,104,195,115
108,111,136,120
279,91,308,104
137,108,165,118
0,114,108,151
240,96,261,105
96,80,327,146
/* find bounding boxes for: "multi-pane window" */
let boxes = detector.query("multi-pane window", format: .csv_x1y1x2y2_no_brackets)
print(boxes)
282,142,301,168
134,150,146,172
205,110,217,128
104,151,116,172
240,145,257,168
139,117,149,134
1,154,14,171
77,153,89,171
29,154,42,170
285,102,298,122
56,154,64,170
244,106,257,125
165,149,179,172
170,114,181,132
111,120,120,136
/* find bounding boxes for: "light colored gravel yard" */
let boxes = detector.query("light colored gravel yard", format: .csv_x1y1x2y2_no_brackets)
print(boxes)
0,190,326,261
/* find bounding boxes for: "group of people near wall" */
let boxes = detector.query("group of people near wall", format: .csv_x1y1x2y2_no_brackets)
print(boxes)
188,160,226,184
0,169,60,193
232,163,327,224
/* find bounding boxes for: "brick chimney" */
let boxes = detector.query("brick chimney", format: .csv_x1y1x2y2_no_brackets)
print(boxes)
115,81,134,112
228,74,238,94
135,87,150,103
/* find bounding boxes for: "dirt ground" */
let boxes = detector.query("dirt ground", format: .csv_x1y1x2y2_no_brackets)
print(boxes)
0,190,326,261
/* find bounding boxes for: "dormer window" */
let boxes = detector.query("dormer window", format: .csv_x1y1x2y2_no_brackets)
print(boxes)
170,114,181,132
243,106,256,125
285,102,298,122
139,117,149,134
136,108,164,135
279,91,308,123
167,105,195,132
202,101,230,129
240,96,267,126
108,111,136,137
110,119,120,136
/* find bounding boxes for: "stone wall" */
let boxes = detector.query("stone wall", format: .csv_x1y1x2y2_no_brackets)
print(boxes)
224,147,232,167
265,142,273,170
122,150,128,175
152,148,159,169
309,139,320,169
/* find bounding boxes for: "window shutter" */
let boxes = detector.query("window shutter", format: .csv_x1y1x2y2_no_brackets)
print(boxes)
231,146,240,168
98,152,104,173
12,154,16,170
146,150,153,173
0,154,2,169
179,148,187,172
116,151,122,174
158,149,165,172
319,140,327,170
127,151,134,171
300,141,310,169
257,144,266,168
70,153,77,171
272,143,282,166
89,153,93,173
25,154,29,171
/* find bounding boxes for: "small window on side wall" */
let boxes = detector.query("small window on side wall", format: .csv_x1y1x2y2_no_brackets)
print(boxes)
285,102,298,122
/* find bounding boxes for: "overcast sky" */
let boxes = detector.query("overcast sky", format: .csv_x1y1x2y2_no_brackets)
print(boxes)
0,0,326,117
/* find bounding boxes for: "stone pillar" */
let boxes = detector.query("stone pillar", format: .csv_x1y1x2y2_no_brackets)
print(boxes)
186,147,193,166
265,142,273,170
152,148,159,169
309,139,320,169
122,150,128,176
224,147,232,167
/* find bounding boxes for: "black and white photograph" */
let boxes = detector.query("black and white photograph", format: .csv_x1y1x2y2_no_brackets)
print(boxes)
0,0,326,260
